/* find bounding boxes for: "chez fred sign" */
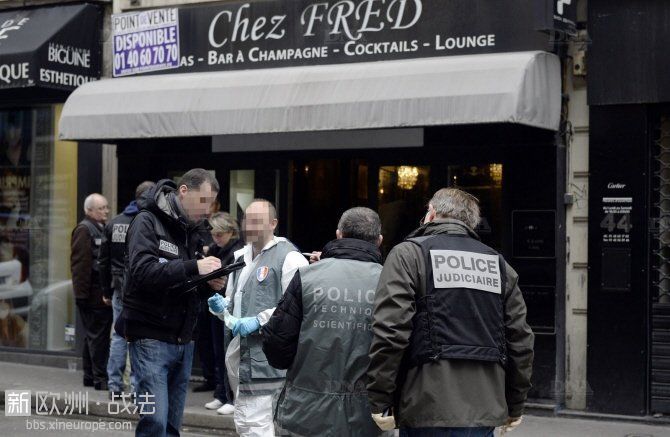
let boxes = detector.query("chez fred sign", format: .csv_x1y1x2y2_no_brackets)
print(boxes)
112,0,555,77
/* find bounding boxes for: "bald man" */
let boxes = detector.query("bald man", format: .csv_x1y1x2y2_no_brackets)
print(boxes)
209,199,308,436
71,193,112,390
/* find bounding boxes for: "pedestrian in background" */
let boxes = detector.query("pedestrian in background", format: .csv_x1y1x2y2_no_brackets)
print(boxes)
193,217,218,395
203,212,244,415
70,193,111,391
99,180,154,400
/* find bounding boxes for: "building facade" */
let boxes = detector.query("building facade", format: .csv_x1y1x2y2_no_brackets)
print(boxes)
0,0,105,353
11,0,669,422
64,0,578,409
587,0,670,416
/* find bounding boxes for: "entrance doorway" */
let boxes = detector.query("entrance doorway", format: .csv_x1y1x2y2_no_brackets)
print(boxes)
289,155,505,257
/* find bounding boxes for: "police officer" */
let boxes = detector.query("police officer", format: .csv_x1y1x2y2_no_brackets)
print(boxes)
208,199,307,437
122,169,224,437
70,193,111,390
261,207,384,437
99,180,154,399
367,188,534,437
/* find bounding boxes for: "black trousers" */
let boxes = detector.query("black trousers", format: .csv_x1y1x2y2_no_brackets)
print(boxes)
76,302,113,386
196,304,216,385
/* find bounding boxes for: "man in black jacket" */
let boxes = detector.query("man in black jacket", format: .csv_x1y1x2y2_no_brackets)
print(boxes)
261,207,384,437
70,193,111,390
367,188,534,436
121,169,225,437
99,180,154,399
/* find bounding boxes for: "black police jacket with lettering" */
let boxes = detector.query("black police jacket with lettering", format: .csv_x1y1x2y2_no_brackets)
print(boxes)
118,179,207,345
98,201,140,299
406,233,507,367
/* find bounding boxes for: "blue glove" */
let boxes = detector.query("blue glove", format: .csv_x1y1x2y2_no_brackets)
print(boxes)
232,317,261,337
207,293,229,314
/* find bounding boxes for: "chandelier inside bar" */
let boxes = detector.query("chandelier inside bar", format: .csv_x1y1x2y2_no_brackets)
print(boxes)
397,166,419,190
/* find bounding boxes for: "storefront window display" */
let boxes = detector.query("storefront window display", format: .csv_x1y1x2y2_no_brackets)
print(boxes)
0,107,76,352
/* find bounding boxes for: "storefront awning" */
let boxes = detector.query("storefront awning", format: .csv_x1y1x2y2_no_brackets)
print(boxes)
0,4,101,92
59,51,561,140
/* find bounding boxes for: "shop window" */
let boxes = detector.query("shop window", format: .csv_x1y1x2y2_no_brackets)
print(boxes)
230,170,255,223
377,165,430,254
0,107,78,351
448,163,503,250
287,159,370,251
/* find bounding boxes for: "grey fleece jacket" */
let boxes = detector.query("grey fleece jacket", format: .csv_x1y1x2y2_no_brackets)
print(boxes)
367,219,534,428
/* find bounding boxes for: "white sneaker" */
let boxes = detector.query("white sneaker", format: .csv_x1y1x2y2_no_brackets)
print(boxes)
217,403,235,415
205,399,224,410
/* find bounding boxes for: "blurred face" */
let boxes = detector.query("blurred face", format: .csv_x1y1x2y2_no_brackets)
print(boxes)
244,202,277,245
211,230,233,247
87,195,109,223
178,182,217,223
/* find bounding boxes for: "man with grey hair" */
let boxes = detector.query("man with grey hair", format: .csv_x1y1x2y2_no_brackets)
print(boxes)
71,192,111,390
260,207,385,437
367,188,534,437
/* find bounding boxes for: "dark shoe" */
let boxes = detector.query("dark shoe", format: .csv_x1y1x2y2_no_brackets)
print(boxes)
192,382,215,393
94,381,108,391
83,379,94,387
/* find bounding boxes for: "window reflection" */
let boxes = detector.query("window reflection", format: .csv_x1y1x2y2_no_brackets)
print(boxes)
378,165,430,255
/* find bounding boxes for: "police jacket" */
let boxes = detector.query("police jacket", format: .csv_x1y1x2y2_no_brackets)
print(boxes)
70,217,106,308
263,238,383,437
119,179,209,345
228,238,301,396
367,219,534,428
99,201,140,299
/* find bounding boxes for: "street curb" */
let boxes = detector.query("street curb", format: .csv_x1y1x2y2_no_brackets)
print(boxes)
557,409,670,427
1,390,236,431
0,350,81,370
525,403,670,427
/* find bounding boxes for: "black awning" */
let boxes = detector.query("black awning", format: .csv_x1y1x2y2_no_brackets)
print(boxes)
0,3,101,92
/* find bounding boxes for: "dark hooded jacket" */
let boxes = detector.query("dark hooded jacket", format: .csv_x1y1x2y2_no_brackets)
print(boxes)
99,201,140,300
118,179,209,344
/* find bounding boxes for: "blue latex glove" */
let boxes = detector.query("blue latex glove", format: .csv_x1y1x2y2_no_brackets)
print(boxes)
207,293,229,314
232,317,261,337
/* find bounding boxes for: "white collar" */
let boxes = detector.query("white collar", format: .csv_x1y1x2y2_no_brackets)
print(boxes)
237,236,288,263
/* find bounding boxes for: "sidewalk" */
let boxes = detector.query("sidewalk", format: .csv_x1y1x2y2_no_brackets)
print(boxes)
510,415,670,437
2,361,670,436
0,361,235,432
